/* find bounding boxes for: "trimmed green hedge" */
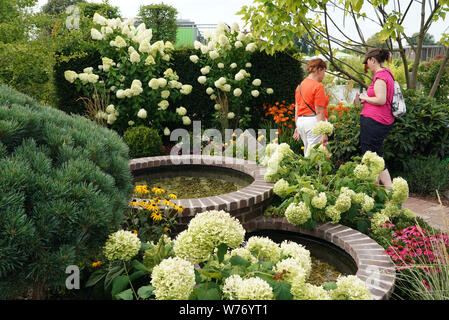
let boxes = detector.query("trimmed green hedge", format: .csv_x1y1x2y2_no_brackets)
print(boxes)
53,46,304,129
0,84,133,299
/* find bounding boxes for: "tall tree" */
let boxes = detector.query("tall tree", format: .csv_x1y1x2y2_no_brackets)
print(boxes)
138,3,178,43
408,32,436,46
238,0,449,91
41,0,86,15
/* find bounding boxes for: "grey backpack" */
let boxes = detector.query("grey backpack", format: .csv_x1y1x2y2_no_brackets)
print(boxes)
390,80,406,118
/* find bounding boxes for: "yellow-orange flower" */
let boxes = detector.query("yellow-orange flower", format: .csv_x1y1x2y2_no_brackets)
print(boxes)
152,187,165,195
151,212,163,221
132,230,138,235
163,227,169,233
92,261,102,268
168,193,177,199
135,185,149,194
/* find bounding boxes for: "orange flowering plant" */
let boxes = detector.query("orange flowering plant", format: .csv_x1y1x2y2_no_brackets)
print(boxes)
262,100,304,153
124,185,183,243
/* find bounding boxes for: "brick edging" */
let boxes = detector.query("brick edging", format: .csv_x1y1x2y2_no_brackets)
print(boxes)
243,216,396,300
129,155,274,218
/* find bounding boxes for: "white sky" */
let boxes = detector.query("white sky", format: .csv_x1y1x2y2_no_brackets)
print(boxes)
35,0,449,42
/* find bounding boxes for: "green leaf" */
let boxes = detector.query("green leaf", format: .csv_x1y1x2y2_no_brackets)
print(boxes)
131,260,149,272
129,270,146,281
197,287,221,300
137,285,154,299
85,269,107,287
322,281,337,291
272,281,293,300
115,289,134,300
357,220,370,234
104,265,124,290
229,255,251,267
217,243,228,263
111,275,130,298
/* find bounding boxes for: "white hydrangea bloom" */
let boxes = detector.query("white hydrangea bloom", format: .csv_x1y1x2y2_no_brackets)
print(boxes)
245,43,257,52
292,282,331,300
252,79,261,86
311,192,327,209
235,277,274,300
200,66,211,75
223,274,243,300
64,70,78,83
93,13,108,25
182,116,191,125
163,127,170,136
206,87,214,95
251,90,260,97
161,90,170,99
103,230,141,261
266,88,274,94
325,205,341,223
193,40,202,50
218,62,225,69
312,121,334,135
189,55,199,63
361,194,375,212
227,112,235,119
245,236,281,262
285,202,312,226
391,177,409,204
176,106,187,116
91,28,104,40
273,258,307,284
105,104,115,114
214,104,222,110
180,84,192,95
151,257,195,300
209,50,219,60
235,72,245,81
137,108,147,119
331,275,372,300
273,179,289,198
280,240,312,276
197,76,207,84
158,100,169,110
335,193,352,213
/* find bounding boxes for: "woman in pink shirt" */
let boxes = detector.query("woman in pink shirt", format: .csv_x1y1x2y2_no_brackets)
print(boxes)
355,48,395,189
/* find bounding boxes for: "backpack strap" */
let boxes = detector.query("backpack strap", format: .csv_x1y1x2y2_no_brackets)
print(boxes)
298,84,317,115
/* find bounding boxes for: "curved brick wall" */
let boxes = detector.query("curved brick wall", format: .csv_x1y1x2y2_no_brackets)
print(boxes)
244,216,396,300
129,155,274,230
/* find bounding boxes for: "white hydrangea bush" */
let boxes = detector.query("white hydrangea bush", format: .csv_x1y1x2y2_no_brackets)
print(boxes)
189,22,274,130
260,143,411,231
64,13,192,133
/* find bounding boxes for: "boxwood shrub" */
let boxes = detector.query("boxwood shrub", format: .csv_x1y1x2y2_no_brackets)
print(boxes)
0,85,133,299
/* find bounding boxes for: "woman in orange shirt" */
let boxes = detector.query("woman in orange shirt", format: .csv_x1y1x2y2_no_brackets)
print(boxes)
293,58,330,156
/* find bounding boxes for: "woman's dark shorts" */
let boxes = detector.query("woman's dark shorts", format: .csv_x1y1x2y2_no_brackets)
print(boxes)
360,115,393,166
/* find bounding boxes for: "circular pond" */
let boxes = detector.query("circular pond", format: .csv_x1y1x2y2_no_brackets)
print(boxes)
246,229,357,285
129,155,275,230
132,164,254,199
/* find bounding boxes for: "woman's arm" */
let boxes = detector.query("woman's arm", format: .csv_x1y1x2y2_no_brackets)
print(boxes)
359,79,387,105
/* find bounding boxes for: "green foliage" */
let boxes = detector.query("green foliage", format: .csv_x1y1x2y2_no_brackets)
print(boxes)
123,125,163,158
41,0,86,15
418,56,449,105
397,156,449,195
0,85,133,299
138,3,178,43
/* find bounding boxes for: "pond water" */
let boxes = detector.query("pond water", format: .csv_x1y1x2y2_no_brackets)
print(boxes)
132,165,254,199
246,229,357,285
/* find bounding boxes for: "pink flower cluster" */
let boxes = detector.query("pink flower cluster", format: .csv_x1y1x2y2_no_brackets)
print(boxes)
385,226,449,272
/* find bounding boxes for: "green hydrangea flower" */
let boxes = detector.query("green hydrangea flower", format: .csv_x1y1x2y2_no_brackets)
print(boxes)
103,230,141,261
151,257,196,300
335,193,352,213
331,275,372,300
391,177,409,204
285,202,312,226
325,205,341,223
273,179,290,198
312,121,334,136
354,164,370,180
311,192,327,209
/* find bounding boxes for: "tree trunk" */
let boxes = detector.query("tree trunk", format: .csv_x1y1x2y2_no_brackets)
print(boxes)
31,279,47,300
429,47,449,98
409,0,426,89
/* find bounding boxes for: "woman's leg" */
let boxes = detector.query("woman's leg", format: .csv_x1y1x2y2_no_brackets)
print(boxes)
360,116,393,188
